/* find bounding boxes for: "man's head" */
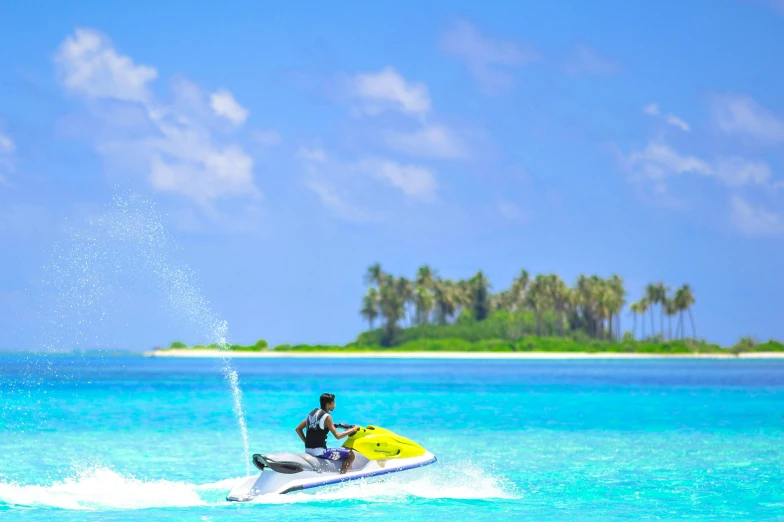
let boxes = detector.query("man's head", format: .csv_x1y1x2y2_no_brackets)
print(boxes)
320,392,336,411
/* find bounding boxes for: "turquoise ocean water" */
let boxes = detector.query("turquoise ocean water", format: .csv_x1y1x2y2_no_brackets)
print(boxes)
1,355,783,521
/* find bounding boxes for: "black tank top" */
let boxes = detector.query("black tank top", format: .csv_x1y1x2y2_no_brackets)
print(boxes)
304,408,329,449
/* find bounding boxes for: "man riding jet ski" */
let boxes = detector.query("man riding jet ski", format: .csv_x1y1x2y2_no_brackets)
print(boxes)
295,393,360,474
226,393,437,501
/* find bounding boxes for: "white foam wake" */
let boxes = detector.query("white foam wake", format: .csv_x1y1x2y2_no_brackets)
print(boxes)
251,462,519,504
0,467,242,510
0,462,517,510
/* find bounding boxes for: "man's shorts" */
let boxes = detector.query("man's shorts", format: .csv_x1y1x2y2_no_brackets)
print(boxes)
306,447,352,460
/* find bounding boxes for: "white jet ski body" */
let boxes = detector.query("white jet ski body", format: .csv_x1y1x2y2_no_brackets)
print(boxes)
227,425,436,501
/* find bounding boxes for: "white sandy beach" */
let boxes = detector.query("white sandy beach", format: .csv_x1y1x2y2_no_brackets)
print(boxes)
144,349,784,359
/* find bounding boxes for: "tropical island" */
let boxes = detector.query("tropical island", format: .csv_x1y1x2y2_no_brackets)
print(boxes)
148,264,784,357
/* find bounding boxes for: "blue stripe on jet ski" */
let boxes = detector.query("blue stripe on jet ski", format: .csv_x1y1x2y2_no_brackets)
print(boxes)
280,455,438,495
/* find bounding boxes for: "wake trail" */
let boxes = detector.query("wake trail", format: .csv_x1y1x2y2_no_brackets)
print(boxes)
0,463,517,510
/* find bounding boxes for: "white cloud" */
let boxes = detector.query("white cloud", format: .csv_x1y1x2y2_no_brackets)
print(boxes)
642,103,690,131
730,195,784,236
626,142,711,182
300,145,438,221
55,28,157,103
361,159,438,202
0,133,13,154
624,142,778,191
664,114,690,132
440,20,538,93
300,148,375,223
298,143,327,162
252,129,282,148
643,103,660,116
55,28,260,206
210,89,249,126
714,157,771,187
349,67,431,117
712,95,784,142
304,177,364,222
564,45,619,76
383,125,465,159
149,145,254,203
0,131,14,183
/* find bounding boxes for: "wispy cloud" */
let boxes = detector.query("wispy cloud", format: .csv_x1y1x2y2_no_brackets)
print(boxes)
664,114,690,132
383,124,465,160
0,131,14,184
252,129,282,148
440,20,538,94
730,195,784,236
360,158,438,202
642,103,690,132
347,67,431,117
624,141,777,188
714,157,772,187
298,142,327,162
55,28,158,103
712,95,784,143
563,44,620,76
55,28,261,206
300,144,438,221
210,89,249,126
625,141,711,183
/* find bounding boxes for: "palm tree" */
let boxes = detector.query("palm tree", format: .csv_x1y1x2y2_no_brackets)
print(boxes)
433,278,458,325
597,283,616,341
415,265,436,288
664,296,677,340
547,274,570,337
364,263,384,287
526,275,550,336
609,275,626,342
413,285,434,325
510,269,530,311
638,298,650,339
655,282,670,340
630,301,641,339
379,274,406,345
395,276,413,327
645,283,658,338
574,274,596,338
469,271,491,321
360,287,379,330
413,265,436,324
675,284,696,340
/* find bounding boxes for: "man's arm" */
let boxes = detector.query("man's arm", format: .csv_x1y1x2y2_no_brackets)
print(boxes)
295,418,307,444
325,415,359,439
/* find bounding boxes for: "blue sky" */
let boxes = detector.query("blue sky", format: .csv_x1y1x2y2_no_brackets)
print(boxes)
1,1,783,350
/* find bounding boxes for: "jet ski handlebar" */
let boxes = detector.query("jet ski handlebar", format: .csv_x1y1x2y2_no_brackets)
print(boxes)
335,423,359,430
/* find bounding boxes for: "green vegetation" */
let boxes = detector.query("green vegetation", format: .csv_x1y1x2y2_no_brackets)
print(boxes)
158,264,782,355
161,339,270,351
359,263,697,347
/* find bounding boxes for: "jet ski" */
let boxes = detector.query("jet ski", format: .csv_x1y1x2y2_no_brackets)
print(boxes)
227,424,436,501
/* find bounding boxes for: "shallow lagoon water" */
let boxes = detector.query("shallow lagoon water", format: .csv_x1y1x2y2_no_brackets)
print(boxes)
1,356,783,520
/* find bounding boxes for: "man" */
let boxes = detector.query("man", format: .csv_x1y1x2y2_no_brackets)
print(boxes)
295,392,360,474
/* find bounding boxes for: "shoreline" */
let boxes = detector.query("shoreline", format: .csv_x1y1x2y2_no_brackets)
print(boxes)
144,349,784,359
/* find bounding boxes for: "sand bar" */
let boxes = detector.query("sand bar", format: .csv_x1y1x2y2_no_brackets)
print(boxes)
144,349,784,359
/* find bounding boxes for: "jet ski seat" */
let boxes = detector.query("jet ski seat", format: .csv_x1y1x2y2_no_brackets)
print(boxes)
299,453,322,468
253,452,317,474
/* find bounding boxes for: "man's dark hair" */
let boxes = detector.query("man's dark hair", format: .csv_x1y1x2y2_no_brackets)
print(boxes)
320,393,335,409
